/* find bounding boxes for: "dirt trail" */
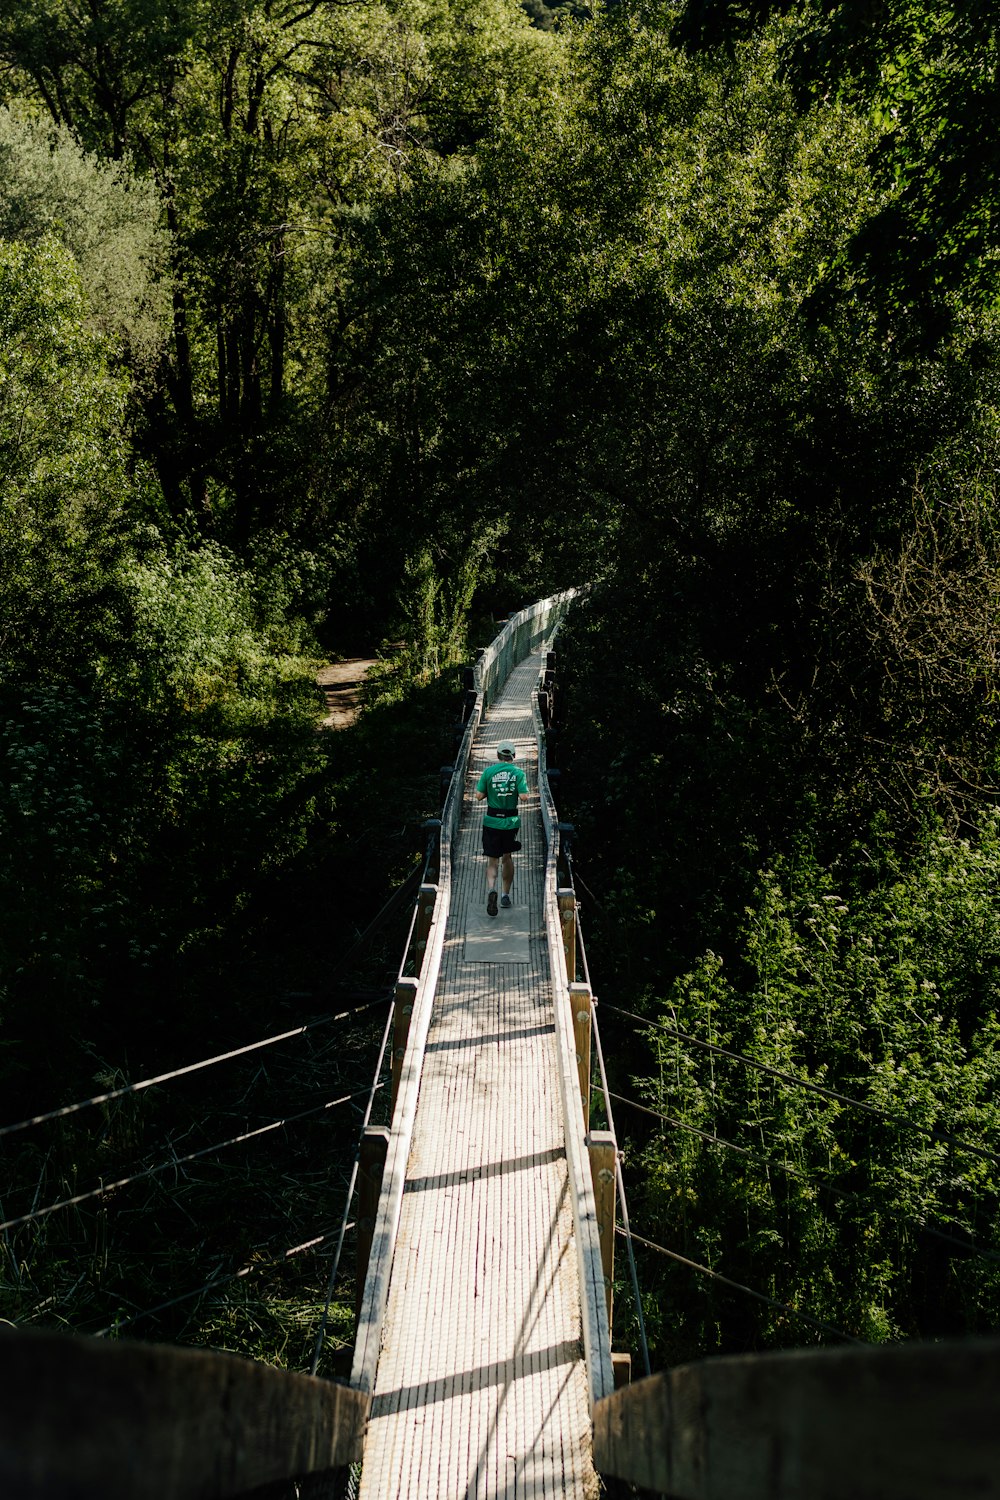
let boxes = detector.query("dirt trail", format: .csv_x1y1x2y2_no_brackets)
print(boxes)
316,658,377,729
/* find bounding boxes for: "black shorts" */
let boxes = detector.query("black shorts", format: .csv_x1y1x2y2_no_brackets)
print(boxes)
482,824,521,857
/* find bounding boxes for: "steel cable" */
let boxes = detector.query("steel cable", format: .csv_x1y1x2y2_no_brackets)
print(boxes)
600,1085,1000,1268
0,1085,382,1234
0,996,391,1141
91,1221,356,1339
309,999,396,1376
602,1002,1000,1170
618,1227,865,1345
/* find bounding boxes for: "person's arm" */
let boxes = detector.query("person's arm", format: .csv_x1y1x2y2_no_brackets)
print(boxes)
476,789,486,801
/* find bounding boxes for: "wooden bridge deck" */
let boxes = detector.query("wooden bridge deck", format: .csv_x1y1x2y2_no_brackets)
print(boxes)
358,649,597,1500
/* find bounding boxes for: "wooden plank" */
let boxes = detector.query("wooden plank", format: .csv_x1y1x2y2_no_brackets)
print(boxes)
0,1326,369,1500
356,1127,390,1322
391,977,419,1114
569,982,592,1125
592,1337,1000,1499
558,888,577,983
357,645,599,1498
413,884,438,974
587,1130,616,1330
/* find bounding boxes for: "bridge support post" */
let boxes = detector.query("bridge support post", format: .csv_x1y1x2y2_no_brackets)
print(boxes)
357,1126,390,1322
543,654,557,727
558,888,577,982
569,982,592,1126
414,884,437,974
588,1130,617,1332
391,976,419,1115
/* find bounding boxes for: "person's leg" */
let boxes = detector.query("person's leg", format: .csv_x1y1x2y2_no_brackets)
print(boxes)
500,852,514,895
484,830,500,913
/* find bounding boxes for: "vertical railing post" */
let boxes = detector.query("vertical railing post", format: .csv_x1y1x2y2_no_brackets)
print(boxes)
391,976,419,1114
558,888,577,982
413,884,437,974
569,982,592,1126
356,1126,389,1321
543,651,556,727
423,820,442,886
588,1130,617,1332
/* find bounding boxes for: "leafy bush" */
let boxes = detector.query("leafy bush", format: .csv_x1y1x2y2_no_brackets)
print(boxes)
630,816,1000,1361
0,237,141,682
0,105,169,367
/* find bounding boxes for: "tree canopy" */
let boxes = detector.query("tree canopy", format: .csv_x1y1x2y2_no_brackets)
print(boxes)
674,0,1000,330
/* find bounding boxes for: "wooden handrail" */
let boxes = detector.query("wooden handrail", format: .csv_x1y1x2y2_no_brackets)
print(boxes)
593,1337,1000,1499
534,657,615,1412
0,1327,368,1499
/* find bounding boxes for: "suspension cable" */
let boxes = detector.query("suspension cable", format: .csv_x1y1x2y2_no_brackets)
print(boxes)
561,856,650,1372
0,996,391,1141
602,1002,1000,1170
310,998,396,1375
91,1221,355,1339
0,1085,382,1234
590,1000,651,1378
619,1227,865,1345
600,1086,1000,1268
563,849,592,992
602,1086,817,1180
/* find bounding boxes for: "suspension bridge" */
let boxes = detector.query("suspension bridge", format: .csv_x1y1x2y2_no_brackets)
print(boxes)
2,592,999,1500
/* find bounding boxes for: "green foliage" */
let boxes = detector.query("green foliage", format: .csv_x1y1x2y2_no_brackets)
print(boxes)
0,105,169,366
0,0,564,536
675,0,1000,331
633,818,1000,1360
0,237,135,680
118,540,306,716
0,665,457,1366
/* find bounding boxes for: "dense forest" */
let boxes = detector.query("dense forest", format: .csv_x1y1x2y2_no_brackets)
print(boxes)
2,0,999,1372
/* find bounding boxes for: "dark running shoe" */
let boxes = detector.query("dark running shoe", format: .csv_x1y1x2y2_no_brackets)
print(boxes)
487,890,498,917
500,894,512,909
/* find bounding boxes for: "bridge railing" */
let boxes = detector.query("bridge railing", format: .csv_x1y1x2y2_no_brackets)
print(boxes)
591,1335,1000,1498
350,588,579,1407
532,634,617,1414
0,1326,368,1499
474,590,578,711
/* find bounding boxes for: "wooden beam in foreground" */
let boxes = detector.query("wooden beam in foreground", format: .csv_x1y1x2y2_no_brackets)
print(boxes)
593,1336,1000,1500
0,1327,370,1500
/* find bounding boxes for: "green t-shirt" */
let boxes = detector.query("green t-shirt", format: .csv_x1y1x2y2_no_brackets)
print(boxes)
477,761,528,829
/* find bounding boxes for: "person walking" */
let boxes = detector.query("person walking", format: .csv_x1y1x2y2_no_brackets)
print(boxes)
476,740,528,916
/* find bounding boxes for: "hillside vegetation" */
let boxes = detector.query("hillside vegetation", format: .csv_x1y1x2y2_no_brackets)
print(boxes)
2,0,999,1366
